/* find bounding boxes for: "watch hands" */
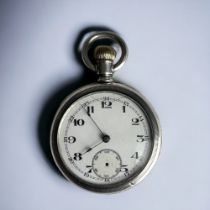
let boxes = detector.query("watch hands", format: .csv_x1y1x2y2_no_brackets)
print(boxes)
81,141,103,155
81,135,111,155
80,105,111,156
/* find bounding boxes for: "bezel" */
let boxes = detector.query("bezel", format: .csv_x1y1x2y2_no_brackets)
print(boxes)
50,82,161,193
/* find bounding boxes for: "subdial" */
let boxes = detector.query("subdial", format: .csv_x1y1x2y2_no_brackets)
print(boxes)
92,149,122,179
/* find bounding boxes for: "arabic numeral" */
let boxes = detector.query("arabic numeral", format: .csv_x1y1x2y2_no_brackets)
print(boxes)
139,116,144,121
73,153,82,161
120,165,129,176
122,105,126,113
73,119,85,126
132,116,144,125
132,118,140,125
101,101,112,108
87,106,94,116
64,136,76,143
136,135,149,142
131,152,139,159
86,165,93,173
84,172,89,177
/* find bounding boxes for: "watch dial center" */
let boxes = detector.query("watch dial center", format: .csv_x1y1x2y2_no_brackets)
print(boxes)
102,135,110,143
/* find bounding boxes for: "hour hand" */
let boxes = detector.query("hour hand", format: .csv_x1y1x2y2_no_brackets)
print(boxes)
81,141,103,155
81,135,110,155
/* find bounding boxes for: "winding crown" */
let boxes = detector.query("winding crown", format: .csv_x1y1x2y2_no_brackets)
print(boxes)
94,45,116,62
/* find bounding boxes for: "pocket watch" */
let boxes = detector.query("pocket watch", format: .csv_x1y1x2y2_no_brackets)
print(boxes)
50,31,161,193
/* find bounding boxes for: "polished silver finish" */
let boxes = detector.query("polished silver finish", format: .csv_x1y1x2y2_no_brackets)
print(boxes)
81,31,128,72
50,83,162,193
96,59,114,82
50,31,162,193
94,45,116,82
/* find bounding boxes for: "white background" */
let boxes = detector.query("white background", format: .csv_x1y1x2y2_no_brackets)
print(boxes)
0,0,210,210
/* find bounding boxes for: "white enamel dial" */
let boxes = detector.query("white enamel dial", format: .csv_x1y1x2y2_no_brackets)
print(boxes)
56,91,152,185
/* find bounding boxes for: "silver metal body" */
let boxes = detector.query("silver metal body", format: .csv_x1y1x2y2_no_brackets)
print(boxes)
50,82,161,193
50,31,162,193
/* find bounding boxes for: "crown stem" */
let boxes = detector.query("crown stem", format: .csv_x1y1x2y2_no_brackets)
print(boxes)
94,45,116,83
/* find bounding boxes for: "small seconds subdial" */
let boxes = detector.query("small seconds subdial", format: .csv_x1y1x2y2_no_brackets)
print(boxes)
92,149,122,179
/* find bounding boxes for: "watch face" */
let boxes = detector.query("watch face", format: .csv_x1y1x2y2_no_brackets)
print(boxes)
53,90,154,188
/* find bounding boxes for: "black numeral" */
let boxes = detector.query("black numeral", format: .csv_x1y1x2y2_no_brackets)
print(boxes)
101,101,112,108
137,135,149,142
64,136,76,143
132,118,140,125
131,152,139,159
120,165,129,176
84,172,89,177
73,153,82,161
73,119,85,126
122,105,126,113
86,165,93,173
124,101,129,106
87,106,94,116
132,117,144,125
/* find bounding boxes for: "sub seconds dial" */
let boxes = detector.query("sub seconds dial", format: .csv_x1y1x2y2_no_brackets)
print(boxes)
92,149,122,179
57,91,152,185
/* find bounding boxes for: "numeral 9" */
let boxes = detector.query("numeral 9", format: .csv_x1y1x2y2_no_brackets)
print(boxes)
64,136,76,143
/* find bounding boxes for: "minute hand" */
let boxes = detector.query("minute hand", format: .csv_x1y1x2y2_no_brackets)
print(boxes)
81,141,103,155
82,106,106,137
